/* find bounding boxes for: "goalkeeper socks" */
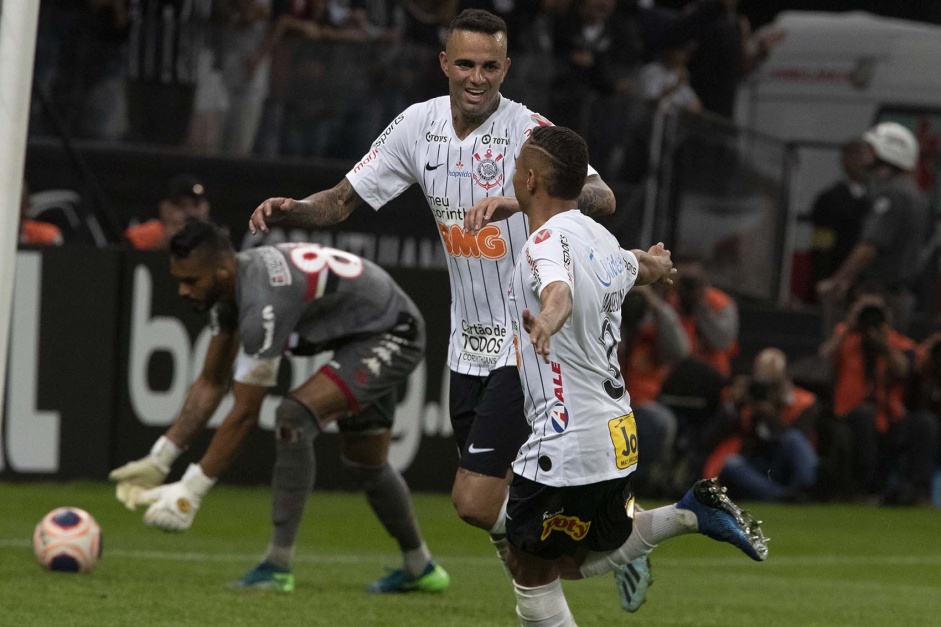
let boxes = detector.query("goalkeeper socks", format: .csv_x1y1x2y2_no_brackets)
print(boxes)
271,398,320,552
264,543,294,570
341,457,426,564
514,578,577,627
403,543,433,578
578,505,696,578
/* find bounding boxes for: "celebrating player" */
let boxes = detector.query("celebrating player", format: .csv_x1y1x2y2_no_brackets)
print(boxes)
503,125,768,626
244,7,652,605
109,219,449,594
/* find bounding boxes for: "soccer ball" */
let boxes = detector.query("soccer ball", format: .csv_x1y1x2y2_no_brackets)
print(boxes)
33,507,102,573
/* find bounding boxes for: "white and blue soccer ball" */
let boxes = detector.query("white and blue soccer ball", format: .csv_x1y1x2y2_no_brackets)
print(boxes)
33,507,102,573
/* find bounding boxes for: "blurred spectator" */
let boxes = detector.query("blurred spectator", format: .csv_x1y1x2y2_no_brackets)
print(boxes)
19,183,64,247
31,0,130,140
667,257,739,378
125,175,211,250
392,0,459,107
549,0,641,142
809,140,872,302
686,0,784,119
819,291,927,503
705,348,820,502
619,283,688,496
125,0,213,146
637,36,702,115
250,0,385,158
247,0,331,156
462,0,555,115
208,0,273,156
904,331,941,505
817,122,931,335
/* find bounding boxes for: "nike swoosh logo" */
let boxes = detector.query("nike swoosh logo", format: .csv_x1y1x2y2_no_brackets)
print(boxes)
467,443,495,454
425,162,445,171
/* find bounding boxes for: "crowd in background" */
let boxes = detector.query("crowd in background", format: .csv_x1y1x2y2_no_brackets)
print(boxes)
29,0,784,180
22,0,941,507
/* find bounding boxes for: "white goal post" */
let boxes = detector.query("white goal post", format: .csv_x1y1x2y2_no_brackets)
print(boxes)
0,0,42,457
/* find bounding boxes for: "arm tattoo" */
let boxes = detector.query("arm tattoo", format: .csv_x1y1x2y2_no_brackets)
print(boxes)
578,176,616,218
288,178,359,228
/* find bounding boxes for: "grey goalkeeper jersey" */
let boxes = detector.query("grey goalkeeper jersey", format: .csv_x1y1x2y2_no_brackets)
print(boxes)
211,244,422,385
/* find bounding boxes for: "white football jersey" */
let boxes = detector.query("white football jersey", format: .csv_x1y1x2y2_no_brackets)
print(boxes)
347,95,596,377
508,210,640,486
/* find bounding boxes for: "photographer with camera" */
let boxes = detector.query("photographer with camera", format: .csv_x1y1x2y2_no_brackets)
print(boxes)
820,290,920,502
618,283,689,495
667,257,739,378
703,349,820,502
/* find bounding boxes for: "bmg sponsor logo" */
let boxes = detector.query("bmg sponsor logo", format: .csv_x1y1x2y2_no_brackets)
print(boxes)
437,222,507,259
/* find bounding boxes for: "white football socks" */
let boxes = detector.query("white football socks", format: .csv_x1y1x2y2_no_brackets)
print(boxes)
513,578,577,627
578,504,697,579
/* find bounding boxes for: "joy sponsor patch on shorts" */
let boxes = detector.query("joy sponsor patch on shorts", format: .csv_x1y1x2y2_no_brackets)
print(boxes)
460,320,508,366
541,510,591,542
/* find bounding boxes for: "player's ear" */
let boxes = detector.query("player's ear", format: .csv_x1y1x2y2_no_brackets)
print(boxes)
215,264,233,284
439,50,449,76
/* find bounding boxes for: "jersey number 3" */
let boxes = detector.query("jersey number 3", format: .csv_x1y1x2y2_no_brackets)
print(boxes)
599,318,624,399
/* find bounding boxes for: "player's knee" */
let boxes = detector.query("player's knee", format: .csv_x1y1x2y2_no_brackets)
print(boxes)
340,455,385,492
274,397,323,445
451,486,496,531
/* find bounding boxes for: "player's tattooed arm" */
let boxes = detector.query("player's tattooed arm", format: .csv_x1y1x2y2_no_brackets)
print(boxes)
165,331,239,447
293,178,363,227
577,175,616,218
249,178,364,233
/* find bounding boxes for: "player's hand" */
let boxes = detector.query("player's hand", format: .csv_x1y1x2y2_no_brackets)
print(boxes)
138,464,216,532
249,197,304,234
108,436,181,511
464,197,519,234
523,308,553,363
647,242,676,285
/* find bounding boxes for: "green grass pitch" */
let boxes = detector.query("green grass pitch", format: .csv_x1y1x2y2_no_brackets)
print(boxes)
2,482,939,626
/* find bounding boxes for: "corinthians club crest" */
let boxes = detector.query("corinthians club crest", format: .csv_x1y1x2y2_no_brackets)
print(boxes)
473,148,504,190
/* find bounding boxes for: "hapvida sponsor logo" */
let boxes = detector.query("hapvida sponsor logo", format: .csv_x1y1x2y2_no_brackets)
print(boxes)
541,513,591,542
589,248,625,287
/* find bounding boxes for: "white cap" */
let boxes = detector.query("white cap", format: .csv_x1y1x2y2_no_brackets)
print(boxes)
863,122,919,171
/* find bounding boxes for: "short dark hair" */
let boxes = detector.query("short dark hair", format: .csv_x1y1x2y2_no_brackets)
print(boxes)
169,218,233,261
527,125,589,200
448,9,507,39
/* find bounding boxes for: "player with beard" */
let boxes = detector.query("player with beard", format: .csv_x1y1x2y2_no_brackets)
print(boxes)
109,219,449,594
245,8,652,605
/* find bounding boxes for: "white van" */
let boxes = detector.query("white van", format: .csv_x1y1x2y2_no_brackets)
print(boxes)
735,11,941,301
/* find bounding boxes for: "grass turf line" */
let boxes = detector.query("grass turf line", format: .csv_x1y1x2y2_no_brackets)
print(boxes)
1,482,939,626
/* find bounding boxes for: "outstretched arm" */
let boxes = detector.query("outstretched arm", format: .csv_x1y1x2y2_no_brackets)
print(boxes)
109,331,238,511
137,381,269,532
523,281,574,364
631,242,676,286
249,177,364,233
